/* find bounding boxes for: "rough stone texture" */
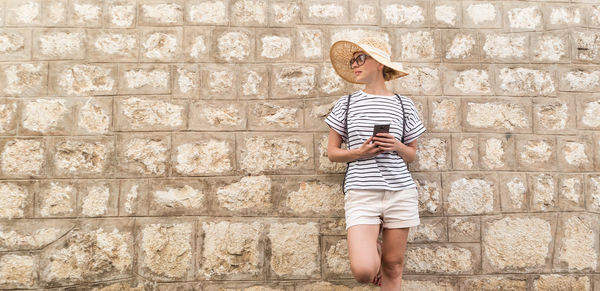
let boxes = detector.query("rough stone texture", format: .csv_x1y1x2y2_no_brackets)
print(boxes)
0,0,598,286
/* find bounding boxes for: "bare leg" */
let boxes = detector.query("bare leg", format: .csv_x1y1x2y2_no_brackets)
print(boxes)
346,224,381,284
380,227,410,290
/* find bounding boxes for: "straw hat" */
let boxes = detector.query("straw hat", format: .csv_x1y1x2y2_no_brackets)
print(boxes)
330,37,409,84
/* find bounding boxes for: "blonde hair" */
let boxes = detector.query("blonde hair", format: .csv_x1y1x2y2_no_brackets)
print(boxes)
383,66,395,81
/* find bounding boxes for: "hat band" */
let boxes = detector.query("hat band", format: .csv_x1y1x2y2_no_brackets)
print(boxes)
359,44,391,61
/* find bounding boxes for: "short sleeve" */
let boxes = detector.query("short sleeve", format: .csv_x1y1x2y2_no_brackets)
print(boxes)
402,99,426,144
324,96,348,142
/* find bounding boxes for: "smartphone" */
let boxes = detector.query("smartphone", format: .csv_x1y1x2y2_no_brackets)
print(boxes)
371,124,390,143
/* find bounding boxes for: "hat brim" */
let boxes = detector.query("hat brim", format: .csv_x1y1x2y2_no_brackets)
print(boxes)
330,40,409,84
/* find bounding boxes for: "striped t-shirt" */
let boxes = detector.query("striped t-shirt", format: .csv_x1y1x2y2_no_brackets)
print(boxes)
325,90,426,192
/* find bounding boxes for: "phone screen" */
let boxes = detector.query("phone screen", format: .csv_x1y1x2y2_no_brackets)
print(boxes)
371,124,390,144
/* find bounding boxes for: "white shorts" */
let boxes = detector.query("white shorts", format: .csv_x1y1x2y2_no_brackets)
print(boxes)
344,187,420,230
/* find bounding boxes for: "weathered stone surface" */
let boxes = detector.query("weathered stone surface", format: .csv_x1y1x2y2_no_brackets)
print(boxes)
214,175,273,214
115,97,186,131
462,277,526,291
0,29,31,61
88,30,138,62
268,222,319,278
413,173,443,216
443,67,492,95
20,98,73,135
316,134,347,174
532,32,569,63
448,217,480,243
444,173,498,215
200,64,237,99
516,135,556,171
322,236,350,278
529,173,558,212
478,134,516,170
189,100,246,130
75,98,112,135
559,67,600,92
433,2,460,27
137,220,194,280
139,1,183,26
481,32,529,62
248,101,303,130
117,133,170,177
398,30,440,62
6,0,41,26
498,173,529,212
558,174,585,211
430,97,460,132
443,31,478,62
37,180,77,217
213,28,253,62
553,214,599,272
50,137,114,178
231,0,267,26
412,135,451,171
586,175,600,213
78,181,119,217
533,275,590,291
148,179,207,215
68,0,103,27
0,254,36,289
408,217,447,243
405,244,479,274
533,96,575,134
238,133,313,174
381,1,426,27
271,64,317,98
571,30,600,63
495,66,556,96
482,215,555,273
173,64,200,98
578,96,600,129
119,179,149,217
396,65,442,95
270,0,301,27
141,28,182,62
41,220,133,286
556,135,594,171
0,138,46,178
452,134,478,170
302,0,347,24
172,133,235,176
0,219,73,251
199,221,264,279
0,63,47,96
106,0,136,28
462,98,531,132
34,29,86,60
118,64,171,94
281,179,344,217
463,3,502,28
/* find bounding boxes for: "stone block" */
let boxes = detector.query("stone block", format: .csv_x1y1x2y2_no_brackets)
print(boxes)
184,0,229,25
0,219,74,252
138,0,184,26
238,64,269,99
533,275,591,291
442,65,493,96
408,217,447,243
481,214,556,273
577,95,600,129
590,5,600,28
269,0,301,27
74,97,112,135
294,27,324,61
49,136,115,178
200,64,237,99
321,236,351,279
556,135,594,172
586,174,600,213
0,99,18,136
396,30,441,62
301,0,348,25
148,179,209,215
173,64,200,98
572,30,600,64
462,2,502,29
276,176,344,217
271,64,318,99
77,180,119,217
205,282,293,291
515,135,556,171
198,219,264,280
116,132,170,178
118,64,171,95
395,64,442,95
504,4,544,32
533,96,576,134
461,276,527,291
105,0,137,28
412,172,443,216
478,134,516,171
230,0,267,26
411,134,451,172
479,32,529,63
119,179,149,216
429,97,460,132
87,29,139,62
210,175,274,216
5,0,42,26
115,96,186,131
0,63,47,96
557,174,585,211
0,180,35,219
40,219,134,287
256,29,294,62
33,29,86,60
140,27,183,62
498,173,529,212
135,218,195,281
35,180,78,218
68,0,104,27
380,0,428,27
531,32,570,63
559,65,600,93
212,27,254,62
442,172,500,215
238,133,314,175
247,100,304,131
318,65,347,97
183,26,211,62
189,100,246,131
553,213,599,272
0,29,32,61
0,138,46,178
431,1,461,27
448,216,480,243
462,98,531,133
49,62,117,96
268,221,320,279
543,4,586,30
319,218,347,236
315,133,347,174
528,173,558,212
0,254,37,289
171,132,235,176
349,0,379,25
442,30,479,63
404,243,480,274
451,133,478,171
305,97,336,132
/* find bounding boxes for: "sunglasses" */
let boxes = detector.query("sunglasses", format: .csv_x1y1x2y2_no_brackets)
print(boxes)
348,53,370,69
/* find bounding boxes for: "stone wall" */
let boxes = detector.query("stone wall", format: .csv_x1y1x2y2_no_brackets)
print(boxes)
0,0,599,290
